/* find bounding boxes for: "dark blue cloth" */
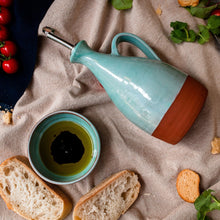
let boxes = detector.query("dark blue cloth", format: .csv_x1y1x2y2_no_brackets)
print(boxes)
0,0,54,110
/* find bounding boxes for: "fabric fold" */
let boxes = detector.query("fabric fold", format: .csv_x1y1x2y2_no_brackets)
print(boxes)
0,0,220,219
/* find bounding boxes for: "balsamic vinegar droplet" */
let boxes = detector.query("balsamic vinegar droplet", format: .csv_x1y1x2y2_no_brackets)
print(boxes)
51,131,84,164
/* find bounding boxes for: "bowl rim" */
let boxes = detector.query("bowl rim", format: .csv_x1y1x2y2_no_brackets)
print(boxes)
28,110,100,185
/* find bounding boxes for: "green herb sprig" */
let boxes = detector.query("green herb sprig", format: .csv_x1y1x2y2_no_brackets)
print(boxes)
170,21,197,43
186,0,220,19
170,15,220,44
194,189,220,220
111,0,133,10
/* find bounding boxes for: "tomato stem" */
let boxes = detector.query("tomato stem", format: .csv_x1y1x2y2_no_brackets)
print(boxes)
0,41,5,47
0,53,9,61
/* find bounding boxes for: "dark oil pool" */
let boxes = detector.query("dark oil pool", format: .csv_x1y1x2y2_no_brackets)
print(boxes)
39,121,93,176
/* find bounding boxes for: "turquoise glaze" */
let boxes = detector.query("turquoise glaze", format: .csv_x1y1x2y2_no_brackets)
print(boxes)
28,110,100,185
70,33,187,134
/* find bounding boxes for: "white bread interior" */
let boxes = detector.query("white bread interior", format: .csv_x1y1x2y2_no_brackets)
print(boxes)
0,156,72,220
73,170,141,220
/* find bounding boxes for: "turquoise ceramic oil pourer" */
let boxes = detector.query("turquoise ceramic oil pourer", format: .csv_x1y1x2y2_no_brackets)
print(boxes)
43,27,207,145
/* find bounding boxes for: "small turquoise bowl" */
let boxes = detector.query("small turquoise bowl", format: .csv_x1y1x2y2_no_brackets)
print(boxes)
28,110,100,185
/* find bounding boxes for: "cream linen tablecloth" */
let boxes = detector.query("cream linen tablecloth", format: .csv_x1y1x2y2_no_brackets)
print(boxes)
1,0,220,219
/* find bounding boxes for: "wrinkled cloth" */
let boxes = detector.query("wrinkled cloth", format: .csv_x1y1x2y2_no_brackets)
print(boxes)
1,0,220,219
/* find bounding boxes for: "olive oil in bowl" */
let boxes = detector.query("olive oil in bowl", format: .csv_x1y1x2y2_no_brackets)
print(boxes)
28,110,100,184
39,121,93,176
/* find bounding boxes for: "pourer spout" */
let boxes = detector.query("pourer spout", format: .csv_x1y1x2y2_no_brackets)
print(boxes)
42,26,75,50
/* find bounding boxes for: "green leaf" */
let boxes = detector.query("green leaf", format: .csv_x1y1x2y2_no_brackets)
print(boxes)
195,190,214,211
210,195,220,210
170,21,197,43
194,190,220,220
170,31,184,43
111,0,133,10
197,211,209,220
186,0,218,19
195,190,214,220
196,0,209,7
207,15,220,29
207,15,220,35
170,21,188,30
209,201,220,211
188,29,197,42
210,28,220,35
197,25,210,44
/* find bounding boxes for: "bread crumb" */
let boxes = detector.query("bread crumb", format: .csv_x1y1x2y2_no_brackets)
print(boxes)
143,193,156,198
143,193,151,196
2,111,13,125
178,0,199,7
156,6,162,16
211,137,220,154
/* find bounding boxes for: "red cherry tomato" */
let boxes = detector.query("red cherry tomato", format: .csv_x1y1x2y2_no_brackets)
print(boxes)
0,0,13,7
0,40,17,57
2,58,19,74
0,7,11,24
0,24,9,41
211,9,220,16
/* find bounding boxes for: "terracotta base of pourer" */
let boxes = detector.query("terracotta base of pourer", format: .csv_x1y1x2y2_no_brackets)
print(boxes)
152,76,208,145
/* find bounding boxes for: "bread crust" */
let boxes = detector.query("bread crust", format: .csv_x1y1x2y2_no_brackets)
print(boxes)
0,155,72,220
73,170,141,220
176,168,200,203
178,0,199,7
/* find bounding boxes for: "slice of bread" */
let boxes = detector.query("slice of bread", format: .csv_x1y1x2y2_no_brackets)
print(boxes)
176,169,200,203
73,170,141,220
0,156,72,220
